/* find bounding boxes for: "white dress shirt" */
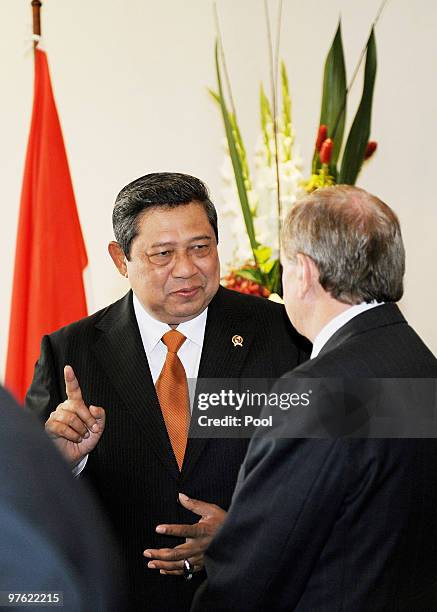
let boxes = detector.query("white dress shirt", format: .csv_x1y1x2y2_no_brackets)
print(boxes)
73,293,208,476
133,293,207,388
311,301,384,359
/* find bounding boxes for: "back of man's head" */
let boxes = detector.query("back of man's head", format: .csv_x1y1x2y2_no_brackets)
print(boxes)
281,185,405,305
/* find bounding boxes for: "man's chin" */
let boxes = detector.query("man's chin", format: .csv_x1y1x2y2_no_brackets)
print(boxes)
165,293,213,323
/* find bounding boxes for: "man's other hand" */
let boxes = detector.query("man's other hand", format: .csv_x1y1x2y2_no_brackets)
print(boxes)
143,493,227,576
45,365,105,466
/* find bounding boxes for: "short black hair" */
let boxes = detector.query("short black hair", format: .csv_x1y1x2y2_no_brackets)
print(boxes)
112,172,219,259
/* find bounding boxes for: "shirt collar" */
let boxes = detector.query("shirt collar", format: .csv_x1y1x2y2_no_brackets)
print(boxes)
311,301,384,359
132,292,208,352
176,309,208,346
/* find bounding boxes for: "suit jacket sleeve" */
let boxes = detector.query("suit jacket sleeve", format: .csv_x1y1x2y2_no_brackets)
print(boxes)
192,431,349,612
0,386,125,610
25,334,63,421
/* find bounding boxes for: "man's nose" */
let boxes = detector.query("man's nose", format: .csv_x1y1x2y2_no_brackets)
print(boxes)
171,251,197,278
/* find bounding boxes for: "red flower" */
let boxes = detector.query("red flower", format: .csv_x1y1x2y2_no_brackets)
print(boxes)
224,271,270,298
315,124,328,152
365,140,377,160
319,138,334,164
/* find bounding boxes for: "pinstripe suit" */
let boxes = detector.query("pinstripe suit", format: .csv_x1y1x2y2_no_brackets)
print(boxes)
26,286,309,611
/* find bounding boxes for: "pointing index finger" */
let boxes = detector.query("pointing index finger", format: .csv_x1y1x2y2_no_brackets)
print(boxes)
64,365,83,401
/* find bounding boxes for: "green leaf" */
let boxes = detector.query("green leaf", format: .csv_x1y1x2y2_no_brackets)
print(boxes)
260,84,273,125
230,113,252,189
281,61,293,162
339,28,377,185
254,246,272,265
237,269,264,284
260,260,275,275
266,259,282,295
236,259,282,295
260,85,273,166
210,89,252,188
215,40,258,257
281,61,292,139
208,88,221,106
317,21,347,172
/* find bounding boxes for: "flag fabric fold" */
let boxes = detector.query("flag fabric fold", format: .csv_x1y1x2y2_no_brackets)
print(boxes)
5,48,88,403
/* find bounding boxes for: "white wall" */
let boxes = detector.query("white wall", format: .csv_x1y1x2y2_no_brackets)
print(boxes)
1,0,436,381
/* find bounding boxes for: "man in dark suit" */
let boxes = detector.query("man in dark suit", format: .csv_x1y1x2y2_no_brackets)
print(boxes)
26,173,308,611
0,385,124,611
192,185,437,611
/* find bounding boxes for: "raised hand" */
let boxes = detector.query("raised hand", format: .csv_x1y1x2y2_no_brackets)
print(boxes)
143,493,227,576
45,365,105,467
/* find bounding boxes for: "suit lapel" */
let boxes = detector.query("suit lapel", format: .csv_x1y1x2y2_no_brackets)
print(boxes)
92,292,180,480
182,287,255,479
198,287,256,378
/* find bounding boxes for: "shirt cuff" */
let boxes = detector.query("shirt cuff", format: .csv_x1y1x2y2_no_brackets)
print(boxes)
72,454,88,477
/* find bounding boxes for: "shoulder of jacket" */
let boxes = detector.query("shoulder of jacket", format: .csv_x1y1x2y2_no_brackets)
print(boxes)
47,294,128,343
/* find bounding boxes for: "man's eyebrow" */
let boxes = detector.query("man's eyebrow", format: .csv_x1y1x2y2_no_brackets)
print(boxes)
189,235,212,242
149,241,175,248
149,236,212,249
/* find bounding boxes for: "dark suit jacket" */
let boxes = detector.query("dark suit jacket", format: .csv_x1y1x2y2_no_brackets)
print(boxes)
26,286,309,612
0,386,123,612
192,303,437,611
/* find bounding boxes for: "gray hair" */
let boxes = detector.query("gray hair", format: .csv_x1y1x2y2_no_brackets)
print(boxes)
281,185,405,304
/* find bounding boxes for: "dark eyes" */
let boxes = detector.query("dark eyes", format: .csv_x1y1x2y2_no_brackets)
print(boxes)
147,244,211,265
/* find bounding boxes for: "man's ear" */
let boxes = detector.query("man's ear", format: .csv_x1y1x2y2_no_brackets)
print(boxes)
108,241,128,277
296,253,319,299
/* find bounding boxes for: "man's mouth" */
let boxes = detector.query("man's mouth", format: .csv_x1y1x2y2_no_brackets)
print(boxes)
171,286,202,298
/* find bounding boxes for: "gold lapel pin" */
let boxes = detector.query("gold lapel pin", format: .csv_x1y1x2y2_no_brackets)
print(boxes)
232,335,243,348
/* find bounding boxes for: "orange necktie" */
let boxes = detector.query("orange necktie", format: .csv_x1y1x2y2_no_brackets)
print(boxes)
155,330,190,470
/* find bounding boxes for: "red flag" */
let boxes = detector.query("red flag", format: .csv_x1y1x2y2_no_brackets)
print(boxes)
5,48,88,403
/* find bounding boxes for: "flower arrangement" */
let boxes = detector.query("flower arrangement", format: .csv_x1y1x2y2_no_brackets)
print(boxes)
212,2,385,298
213,61,303,297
